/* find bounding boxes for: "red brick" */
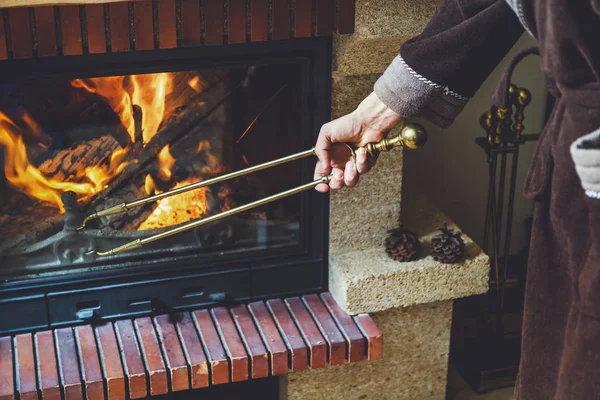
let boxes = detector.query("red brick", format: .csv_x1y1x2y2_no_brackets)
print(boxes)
0,337,14,400
250,0,268,42
75,326,104,400
211,307,248,382
55,329,83,400
315,0,334,36
158,0,177,48
203,0,223,45
85,4,106,54
285,297,327,369
59,6,83,55
228,0,246,44
321,293,365,362
181,0,201,46
294,0,312,37
114,320,147,399
133,0,154,50
35,331,60,400
266,299,308,372
354,314,383,361
154,315,189,392
336,0,355,34
248,302,288,375
272,0,291,40
303,294,346,365
15,334,37,400
95,323,125,400
109,2,130,52
175,312,209,389
230,305,269,379
8,8,33,59
192,309,229,385
134,318,168,396
0,15,7,59
34,7,58,57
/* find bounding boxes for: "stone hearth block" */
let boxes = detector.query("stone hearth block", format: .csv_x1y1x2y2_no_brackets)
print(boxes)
354,0,440,38
329,74,405,254
333,35,411,76
330,184,489,314
281,300,453,400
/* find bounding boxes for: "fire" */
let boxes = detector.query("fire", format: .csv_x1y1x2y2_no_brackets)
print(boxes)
72,77,136,143
0,112,111,211
138,179,208,230
0,71,217,230
131,74,172,143
71,72,173,144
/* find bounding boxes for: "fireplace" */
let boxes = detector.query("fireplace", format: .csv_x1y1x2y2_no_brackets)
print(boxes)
0,6,332,335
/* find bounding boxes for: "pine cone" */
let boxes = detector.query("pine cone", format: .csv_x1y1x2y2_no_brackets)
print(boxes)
385,226,421,262
430,222,465,264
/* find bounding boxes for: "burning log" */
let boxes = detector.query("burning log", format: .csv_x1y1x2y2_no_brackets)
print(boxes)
37,135,120,179
87,72,235,210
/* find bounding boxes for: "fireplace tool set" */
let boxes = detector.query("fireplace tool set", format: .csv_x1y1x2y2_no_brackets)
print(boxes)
71,122,426,257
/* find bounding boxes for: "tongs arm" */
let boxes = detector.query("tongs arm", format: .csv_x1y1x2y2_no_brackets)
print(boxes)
87,174,332,257
78,148,316,230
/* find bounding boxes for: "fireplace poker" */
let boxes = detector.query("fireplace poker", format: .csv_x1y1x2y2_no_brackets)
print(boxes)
84,122,427,257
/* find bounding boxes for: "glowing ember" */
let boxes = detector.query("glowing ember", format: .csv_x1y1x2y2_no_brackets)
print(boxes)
158,145,176,180
0,112,111,211
188,76,203,92
137,179,208,230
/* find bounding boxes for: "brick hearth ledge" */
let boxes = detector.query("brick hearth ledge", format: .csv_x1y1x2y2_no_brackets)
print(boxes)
0,293,382,400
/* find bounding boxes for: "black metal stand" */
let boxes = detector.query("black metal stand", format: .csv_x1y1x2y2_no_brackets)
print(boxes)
450,133,539,393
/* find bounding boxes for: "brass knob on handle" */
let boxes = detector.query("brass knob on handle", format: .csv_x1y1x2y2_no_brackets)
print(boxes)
363,122,428,157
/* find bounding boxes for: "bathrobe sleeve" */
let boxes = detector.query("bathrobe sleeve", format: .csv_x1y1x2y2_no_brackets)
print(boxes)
374,0,524,128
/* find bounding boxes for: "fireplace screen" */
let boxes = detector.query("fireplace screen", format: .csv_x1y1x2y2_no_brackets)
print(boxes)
0,63,309,278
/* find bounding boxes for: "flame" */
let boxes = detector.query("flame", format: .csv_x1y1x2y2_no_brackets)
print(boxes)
72,77,136,143
138,179,208,230
131,74,172,143
0,112,111,211
144,174,156,196
158,145,176,180
72,73,173,144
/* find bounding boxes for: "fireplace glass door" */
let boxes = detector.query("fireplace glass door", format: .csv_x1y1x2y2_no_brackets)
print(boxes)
0,50,325,280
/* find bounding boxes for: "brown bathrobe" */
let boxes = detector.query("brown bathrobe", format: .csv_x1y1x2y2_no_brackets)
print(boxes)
373,0,600,398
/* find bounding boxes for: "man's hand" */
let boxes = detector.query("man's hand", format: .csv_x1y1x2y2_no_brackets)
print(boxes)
314,91,403,192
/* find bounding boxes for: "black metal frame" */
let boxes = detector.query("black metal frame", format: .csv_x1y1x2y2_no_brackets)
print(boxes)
0,37,332,335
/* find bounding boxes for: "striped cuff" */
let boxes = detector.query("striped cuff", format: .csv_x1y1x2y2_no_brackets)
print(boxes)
570,127,600,198
374,55,469,129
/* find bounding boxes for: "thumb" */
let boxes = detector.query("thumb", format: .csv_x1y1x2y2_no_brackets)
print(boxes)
314,125,332,175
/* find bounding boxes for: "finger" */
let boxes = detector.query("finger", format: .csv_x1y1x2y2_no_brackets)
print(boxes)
314,125,332,175
344,160,359,188
314,160,329,192
328,168,345,190
355,147,369,175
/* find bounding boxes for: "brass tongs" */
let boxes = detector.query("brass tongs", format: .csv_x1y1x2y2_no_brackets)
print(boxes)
84,122,427,257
